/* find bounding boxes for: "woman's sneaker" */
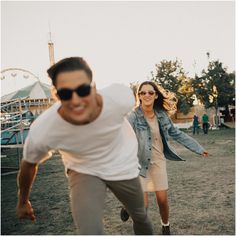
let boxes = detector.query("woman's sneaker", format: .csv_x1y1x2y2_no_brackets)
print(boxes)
162,225,171,235
120,207,129,222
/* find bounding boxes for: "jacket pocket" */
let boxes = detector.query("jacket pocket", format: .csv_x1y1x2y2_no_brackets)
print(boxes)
161,121,171,130
136,122,148,131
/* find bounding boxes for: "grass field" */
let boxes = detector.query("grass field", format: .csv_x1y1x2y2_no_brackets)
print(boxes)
1,129,235,235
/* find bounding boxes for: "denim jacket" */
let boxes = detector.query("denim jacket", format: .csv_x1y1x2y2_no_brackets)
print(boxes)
127,106,205,177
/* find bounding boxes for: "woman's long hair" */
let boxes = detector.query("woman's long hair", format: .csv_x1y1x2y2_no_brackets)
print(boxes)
136,81,178,116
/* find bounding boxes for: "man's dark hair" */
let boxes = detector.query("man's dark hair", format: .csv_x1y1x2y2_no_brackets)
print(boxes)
47,57,93,86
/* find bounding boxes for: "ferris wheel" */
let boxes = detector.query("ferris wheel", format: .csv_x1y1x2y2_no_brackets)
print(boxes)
1,68,40,96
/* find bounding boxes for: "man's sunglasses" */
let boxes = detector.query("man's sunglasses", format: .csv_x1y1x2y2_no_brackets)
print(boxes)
138,91,156,96
57,84,91,101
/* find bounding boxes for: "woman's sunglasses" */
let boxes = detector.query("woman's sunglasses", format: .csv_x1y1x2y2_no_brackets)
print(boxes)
138,91,156,96
57,84,91,101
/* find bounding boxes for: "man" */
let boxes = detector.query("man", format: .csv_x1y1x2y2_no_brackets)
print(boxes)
16,57,153,235
202,113,209,134
192,114,200,135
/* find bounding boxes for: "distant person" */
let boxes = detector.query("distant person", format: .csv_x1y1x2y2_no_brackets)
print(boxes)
193,115,200,135
120,81,208,235
202,113,209,134
16,57,153,235
231,108,235,121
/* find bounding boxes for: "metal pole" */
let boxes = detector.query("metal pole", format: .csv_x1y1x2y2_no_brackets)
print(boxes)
18,99,24,167
215,97,218,128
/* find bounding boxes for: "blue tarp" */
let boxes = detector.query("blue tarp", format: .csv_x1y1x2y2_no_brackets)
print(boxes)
1,129,29,145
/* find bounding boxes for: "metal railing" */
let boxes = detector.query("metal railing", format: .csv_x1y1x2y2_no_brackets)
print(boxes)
1,97,54,175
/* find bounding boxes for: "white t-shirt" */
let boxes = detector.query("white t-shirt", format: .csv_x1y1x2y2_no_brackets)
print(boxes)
23,84,139,180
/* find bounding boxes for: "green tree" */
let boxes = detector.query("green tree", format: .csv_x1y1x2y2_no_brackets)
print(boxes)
193,58,235,121
150,59,195,114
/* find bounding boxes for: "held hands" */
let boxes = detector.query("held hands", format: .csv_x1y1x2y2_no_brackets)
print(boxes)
16,200,36,222
202,151,209,157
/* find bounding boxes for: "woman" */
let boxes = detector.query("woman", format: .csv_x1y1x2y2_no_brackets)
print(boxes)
120,81,208,235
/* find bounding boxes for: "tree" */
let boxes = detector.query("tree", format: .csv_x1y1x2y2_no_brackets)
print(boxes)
150,59,195,114
193,58,235,121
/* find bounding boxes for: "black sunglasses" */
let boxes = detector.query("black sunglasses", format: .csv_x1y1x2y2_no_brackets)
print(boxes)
138,91,156,96
57,84,91,101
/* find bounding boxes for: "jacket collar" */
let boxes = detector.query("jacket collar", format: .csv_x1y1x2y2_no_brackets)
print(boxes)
135,106,145,118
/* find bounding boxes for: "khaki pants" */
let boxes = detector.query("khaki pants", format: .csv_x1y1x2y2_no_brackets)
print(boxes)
68,170,153,235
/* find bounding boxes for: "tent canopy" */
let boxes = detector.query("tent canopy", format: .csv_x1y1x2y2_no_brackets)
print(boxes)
1,81,52,102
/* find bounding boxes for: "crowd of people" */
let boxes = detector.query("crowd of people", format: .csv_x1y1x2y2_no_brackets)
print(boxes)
16,57,209,235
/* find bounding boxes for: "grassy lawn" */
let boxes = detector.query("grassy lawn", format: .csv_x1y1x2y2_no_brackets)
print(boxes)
1,129,235,235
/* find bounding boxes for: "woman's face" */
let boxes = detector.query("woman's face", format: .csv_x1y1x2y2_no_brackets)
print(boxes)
138,84,158,108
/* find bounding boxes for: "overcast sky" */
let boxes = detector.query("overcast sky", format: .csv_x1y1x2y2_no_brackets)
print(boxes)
1,1,235,96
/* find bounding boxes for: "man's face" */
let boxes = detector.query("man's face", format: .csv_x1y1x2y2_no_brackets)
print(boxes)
55,70,97,125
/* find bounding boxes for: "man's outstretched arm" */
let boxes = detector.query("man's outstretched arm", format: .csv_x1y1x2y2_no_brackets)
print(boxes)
16,160,38,221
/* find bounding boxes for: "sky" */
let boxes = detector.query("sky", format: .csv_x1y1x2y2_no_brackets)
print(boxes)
1,1,235,96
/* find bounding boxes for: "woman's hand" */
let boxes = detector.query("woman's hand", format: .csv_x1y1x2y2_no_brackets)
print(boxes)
202,151,209,157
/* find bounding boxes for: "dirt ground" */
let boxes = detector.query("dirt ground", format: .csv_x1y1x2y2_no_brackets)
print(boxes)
1,129,235,235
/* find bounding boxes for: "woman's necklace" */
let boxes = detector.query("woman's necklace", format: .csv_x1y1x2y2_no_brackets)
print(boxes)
144,111,156,120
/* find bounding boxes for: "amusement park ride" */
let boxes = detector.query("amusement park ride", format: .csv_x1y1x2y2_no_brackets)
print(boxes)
1,32,56,174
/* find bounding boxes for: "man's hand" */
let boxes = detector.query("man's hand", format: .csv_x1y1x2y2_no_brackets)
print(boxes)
202,151,209,157
16,200,36,221
16,160,38,222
